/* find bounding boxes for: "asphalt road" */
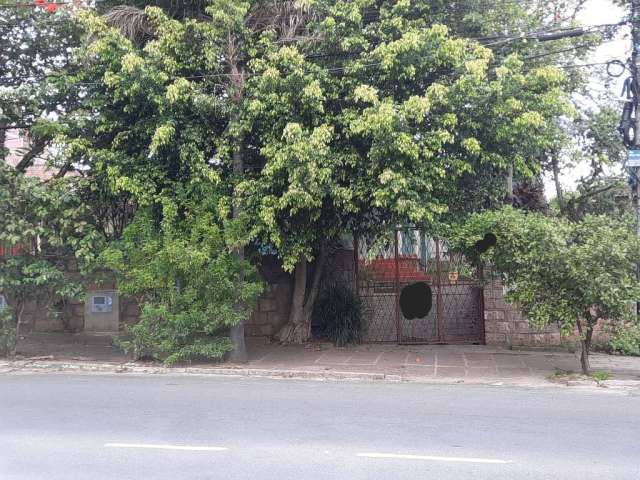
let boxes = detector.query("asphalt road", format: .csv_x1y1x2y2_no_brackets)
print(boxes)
1,374,639,480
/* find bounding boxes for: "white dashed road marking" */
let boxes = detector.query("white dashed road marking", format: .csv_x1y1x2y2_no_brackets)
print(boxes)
105,443,228,452
357,452,511,464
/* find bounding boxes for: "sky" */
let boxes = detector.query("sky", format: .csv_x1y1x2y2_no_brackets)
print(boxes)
542,0,628,198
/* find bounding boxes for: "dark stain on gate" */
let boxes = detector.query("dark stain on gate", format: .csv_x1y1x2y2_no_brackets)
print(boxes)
399,282,432,319
355,229,485,344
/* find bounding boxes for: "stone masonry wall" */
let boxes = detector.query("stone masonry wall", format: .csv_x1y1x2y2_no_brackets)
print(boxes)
19,247,614,350
24,294,140,334
244,282,293,337
244,247,356,338
483,280,610,348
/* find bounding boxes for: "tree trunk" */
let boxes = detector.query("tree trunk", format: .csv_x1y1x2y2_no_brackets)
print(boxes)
227,48,247,362
278,247,328,344
0,124,7,161
576,318,593,375
551,155,565,214
3,298,23,359
14,136,47,173
278,258,308,343
505,163,513,204
304,247,327,320
228,129,248,363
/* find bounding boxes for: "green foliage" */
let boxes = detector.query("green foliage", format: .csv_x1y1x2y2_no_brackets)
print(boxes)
0,309,16,357
53,1,591,351
313,283,363,347
592,371,610,382
609,323,640,357
0,5,81,170
56,8,263,360
552,100,630,222
102,186,263,365
118,305,234,365
236,4,572,269
559,178,632,222
96,0,209,19
453,207,640,335
454,206,640,374
0,163,97,356
59,8,229,208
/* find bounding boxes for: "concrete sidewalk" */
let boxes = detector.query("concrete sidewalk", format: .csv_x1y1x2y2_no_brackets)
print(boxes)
8,332,640,386
245,342,640,382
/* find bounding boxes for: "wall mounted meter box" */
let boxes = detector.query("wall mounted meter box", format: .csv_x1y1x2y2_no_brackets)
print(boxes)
84,290,119,333
91,294,113,313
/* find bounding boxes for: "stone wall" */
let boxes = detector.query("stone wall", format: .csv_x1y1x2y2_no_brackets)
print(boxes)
10,240,358,338
244,282,293,337
23,293,140,334
20,246,618,350
244,247,357,338
483,280,610,348
15,272,139,334
325,247,357,289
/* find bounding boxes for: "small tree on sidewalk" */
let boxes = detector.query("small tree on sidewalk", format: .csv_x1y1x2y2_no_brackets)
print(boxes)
0,164,96,357
454,207,640,374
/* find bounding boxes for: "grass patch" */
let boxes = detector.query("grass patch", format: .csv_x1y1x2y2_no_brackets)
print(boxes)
591,371,610,382
547,368,580,383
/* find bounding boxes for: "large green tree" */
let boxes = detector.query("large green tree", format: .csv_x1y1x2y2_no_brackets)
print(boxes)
0,0,615,364
55,7,264,361
55,1,576,352
551,97,630,222
236,1,572,341
100,183,263,365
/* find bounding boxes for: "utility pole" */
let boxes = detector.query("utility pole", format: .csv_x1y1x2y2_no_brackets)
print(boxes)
630,0,640,315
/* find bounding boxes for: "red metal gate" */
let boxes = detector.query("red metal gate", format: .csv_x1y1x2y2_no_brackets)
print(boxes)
355,229,484,344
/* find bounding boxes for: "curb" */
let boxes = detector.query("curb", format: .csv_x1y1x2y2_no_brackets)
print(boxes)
1,359,638,390
600,379,640,389
562,378,640,389
0,360,403,383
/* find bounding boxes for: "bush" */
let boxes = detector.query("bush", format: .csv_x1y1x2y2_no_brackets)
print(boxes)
0,164,95,357
609,323,640,356
102,195,263,366
0,308,16,357
117,305,234,365
313,283,363,347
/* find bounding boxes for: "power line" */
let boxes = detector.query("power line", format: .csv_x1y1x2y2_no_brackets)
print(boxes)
2,31,624,83
517,38,622,62
479,21,626,48
3,26,621,82
0,51,625,91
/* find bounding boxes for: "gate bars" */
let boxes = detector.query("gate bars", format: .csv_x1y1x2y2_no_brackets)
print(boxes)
354,228,485,344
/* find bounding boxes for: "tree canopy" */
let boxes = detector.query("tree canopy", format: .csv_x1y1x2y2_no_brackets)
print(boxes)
0,163,97,356
454,207,640,374
0,4,83,172
49,1,576,345
1,0,623,358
